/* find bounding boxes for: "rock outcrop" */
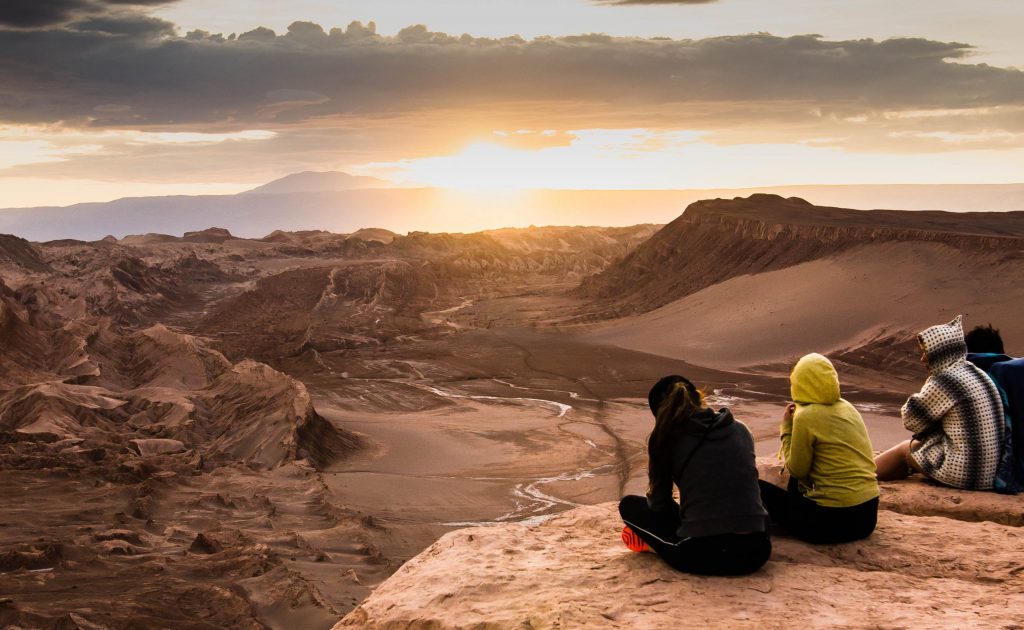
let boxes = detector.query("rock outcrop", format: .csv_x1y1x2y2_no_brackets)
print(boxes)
0,255,360,472
0,234,50,273
0,237,369,628
337,478,1024,629
196,359,361,469
182,226,235,243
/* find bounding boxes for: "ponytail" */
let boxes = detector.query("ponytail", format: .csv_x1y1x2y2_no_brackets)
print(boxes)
647,376,704,493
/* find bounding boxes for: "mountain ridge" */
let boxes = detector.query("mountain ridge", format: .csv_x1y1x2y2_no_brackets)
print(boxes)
241,171,389,195
580,194,1024,317
3,182,1023,242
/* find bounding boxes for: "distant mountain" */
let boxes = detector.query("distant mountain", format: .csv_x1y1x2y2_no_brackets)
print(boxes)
241,171,389,195
0,190,448,243
1,181,1022,242
182,227,235,243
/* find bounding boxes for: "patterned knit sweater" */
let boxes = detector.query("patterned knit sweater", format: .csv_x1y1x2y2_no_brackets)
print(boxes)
904,315,1005,490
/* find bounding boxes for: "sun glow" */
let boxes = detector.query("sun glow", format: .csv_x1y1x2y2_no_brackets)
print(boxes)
367,142,542,192
358,130,705,191
359,128,1024,192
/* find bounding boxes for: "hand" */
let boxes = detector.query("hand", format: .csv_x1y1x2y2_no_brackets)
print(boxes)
782,402,796,423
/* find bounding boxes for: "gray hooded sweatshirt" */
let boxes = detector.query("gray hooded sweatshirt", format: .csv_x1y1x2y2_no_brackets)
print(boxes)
647,407,769,538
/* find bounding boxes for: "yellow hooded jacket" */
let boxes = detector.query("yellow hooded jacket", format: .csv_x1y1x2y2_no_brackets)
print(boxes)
782,353,880,508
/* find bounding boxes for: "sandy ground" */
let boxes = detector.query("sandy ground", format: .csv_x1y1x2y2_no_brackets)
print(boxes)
300,327,911,588
0,305,929,628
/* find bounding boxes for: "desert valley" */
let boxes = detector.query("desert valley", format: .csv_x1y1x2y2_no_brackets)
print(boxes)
4,0,1024,625
2,192,1023,628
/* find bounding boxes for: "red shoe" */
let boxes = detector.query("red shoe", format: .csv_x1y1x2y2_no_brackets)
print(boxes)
621,525,651,553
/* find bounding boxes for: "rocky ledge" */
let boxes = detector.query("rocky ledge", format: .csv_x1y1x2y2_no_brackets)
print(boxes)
336,467,1024,629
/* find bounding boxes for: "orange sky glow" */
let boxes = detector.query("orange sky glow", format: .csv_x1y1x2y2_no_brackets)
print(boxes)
0,0,1022,211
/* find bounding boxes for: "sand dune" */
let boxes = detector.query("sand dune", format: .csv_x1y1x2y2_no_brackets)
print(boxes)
579,195,1024,392
581,195,1024,317
586,239,1024,373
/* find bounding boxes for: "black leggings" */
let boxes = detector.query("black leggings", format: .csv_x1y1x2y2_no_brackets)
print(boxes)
758,479,878,544
618,495,771,576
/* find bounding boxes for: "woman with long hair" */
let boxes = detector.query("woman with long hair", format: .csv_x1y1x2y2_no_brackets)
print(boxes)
618,375,771,575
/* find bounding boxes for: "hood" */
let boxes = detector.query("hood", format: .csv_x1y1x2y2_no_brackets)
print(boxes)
919,315,967,373
790,353,841,405
683,407,735,439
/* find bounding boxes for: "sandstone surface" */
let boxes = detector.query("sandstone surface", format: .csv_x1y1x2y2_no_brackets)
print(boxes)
337,480,1024,629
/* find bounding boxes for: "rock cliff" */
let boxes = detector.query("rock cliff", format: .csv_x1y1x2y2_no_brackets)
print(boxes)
580,194,1024,317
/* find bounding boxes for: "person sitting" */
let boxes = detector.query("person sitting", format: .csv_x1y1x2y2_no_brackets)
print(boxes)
965,323,1011,369
758,353,879,544
618,375,770,575
965,324,1024,493
875,315,1005,490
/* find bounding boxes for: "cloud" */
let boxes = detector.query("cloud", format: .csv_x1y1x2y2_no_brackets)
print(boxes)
1,23,1021,134
0,0,89,28
0,125,288,185
68,14,176,38
0,19,1022,189
359,129,1024,191
592,1,718,4
0,0,177,28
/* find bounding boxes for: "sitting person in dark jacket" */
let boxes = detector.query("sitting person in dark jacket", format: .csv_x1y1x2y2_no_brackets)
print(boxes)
965,324,1024,493
618,375,770,575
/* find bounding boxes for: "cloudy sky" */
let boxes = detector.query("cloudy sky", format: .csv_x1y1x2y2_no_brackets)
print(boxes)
1,0,1022,207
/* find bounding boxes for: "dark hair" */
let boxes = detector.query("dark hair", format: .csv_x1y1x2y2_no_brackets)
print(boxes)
646,375,704,492
965,324,1004,354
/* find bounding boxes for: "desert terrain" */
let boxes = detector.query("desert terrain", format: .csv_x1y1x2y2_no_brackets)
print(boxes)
339,462,1024,629
2,194,1024,628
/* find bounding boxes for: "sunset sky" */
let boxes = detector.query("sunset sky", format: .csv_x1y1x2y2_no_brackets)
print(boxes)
1,0,1022,207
